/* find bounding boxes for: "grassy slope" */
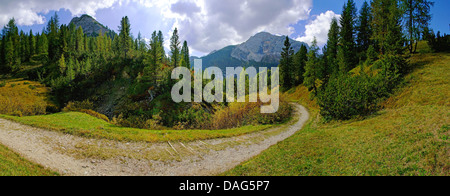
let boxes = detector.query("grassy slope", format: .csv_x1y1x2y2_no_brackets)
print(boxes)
224,52,449,176
0,79,55,116
0,112,273,143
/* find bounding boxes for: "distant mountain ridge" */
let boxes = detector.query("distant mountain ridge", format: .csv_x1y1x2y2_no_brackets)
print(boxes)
69,14,116,38
191,32,308,71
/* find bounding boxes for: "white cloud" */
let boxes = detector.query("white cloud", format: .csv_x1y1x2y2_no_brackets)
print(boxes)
296,10,340,46
1,0,314,56
0,0,119,27
136,0,313,55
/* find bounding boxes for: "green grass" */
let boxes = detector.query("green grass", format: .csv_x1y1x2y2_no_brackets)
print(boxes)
0,144,59,176
224,51,450,176
0,112,273,143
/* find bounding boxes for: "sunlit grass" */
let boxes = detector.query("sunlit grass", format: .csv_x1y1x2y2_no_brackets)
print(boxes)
224,51,450,176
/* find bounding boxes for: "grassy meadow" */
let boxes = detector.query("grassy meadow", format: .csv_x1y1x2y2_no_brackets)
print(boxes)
224,51,449,176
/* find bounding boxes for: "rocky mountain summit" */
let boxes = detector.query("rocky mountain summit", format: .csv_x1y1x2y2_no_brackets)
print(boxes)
231,32,307,64
192,32,308,71
69,14,115,37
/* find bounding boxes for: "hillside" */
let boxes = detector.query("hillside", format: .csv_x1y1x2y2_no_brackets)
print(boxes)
224,51,450,176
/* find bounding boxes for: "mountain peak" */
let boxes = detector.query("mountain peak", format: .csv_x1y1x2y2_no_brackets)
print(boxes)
69,14,115,37
231,32,307,63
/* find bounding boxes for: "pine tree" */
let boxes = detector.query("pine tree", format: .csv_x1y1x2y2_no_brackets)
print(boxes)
170,28,181,67
338,0,358,73
280,36,294,89
181,40,190,69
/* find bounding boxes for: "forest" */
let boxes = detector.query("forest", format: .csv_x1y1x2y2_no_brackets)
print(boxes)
0,14,291,130
0,0,447,129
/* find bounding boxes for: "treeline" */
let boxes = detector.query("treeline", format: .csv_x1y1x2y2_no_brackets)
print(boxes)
279,0,436,120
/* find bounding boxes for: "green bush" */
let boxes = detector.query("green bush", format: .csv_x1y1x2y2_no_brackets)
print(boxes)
62,100,94,112
317,74,383,121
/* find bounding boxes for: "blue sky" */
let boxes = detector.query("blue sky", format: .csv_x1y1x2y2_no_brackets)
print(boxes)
2,0,448,57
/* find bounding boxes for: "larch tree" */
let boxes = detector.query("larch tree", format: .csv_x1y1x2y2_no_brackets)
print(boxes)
303,38,321,96
401,0,434,53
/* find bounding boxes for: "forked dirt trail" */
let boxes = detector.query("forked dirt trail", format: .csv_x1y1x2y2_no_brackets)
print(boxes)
0,104,309,176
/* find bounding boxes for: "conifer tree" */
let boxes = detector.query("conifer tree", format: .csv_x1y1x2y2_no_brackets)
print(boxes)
118,16,131,58
58,54,66,74
75,26,84,53
356,1,372,59
181,40,190,69
326,17,340,76
338,0,358,73
402,0,434,53
293,44,308,85
280,36,294,89
170,28,181,67
303,38,321,96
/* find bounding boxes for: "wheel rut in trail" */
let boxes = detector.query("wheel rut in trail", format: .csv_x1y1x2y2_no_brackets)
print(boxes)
0,103,309,176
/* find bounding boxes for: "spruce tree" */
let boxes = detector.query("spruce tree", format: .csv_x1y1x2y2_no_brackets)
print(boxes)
280,36,294,89
170,28,181,67
326,17,340,76
338,0,358,73
118,16,131,58
47,12,60,61
356,1,372,60
29,30,35,60
293,44,308,85
181,40,190,69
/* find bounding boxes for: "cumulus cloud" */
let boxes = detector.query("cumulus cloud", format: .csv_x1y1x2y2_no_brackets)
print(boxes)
158,0,313,54
0,0,119,27
296,10,340,46
1,0,314,55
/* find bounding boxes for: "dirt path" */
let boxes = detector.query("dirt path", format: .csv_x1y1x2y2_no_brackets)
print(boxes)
0,103,309,176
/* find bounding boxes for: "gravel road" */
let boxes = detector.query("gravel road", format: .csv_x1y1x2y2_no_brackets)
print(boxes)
0,103,309,176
